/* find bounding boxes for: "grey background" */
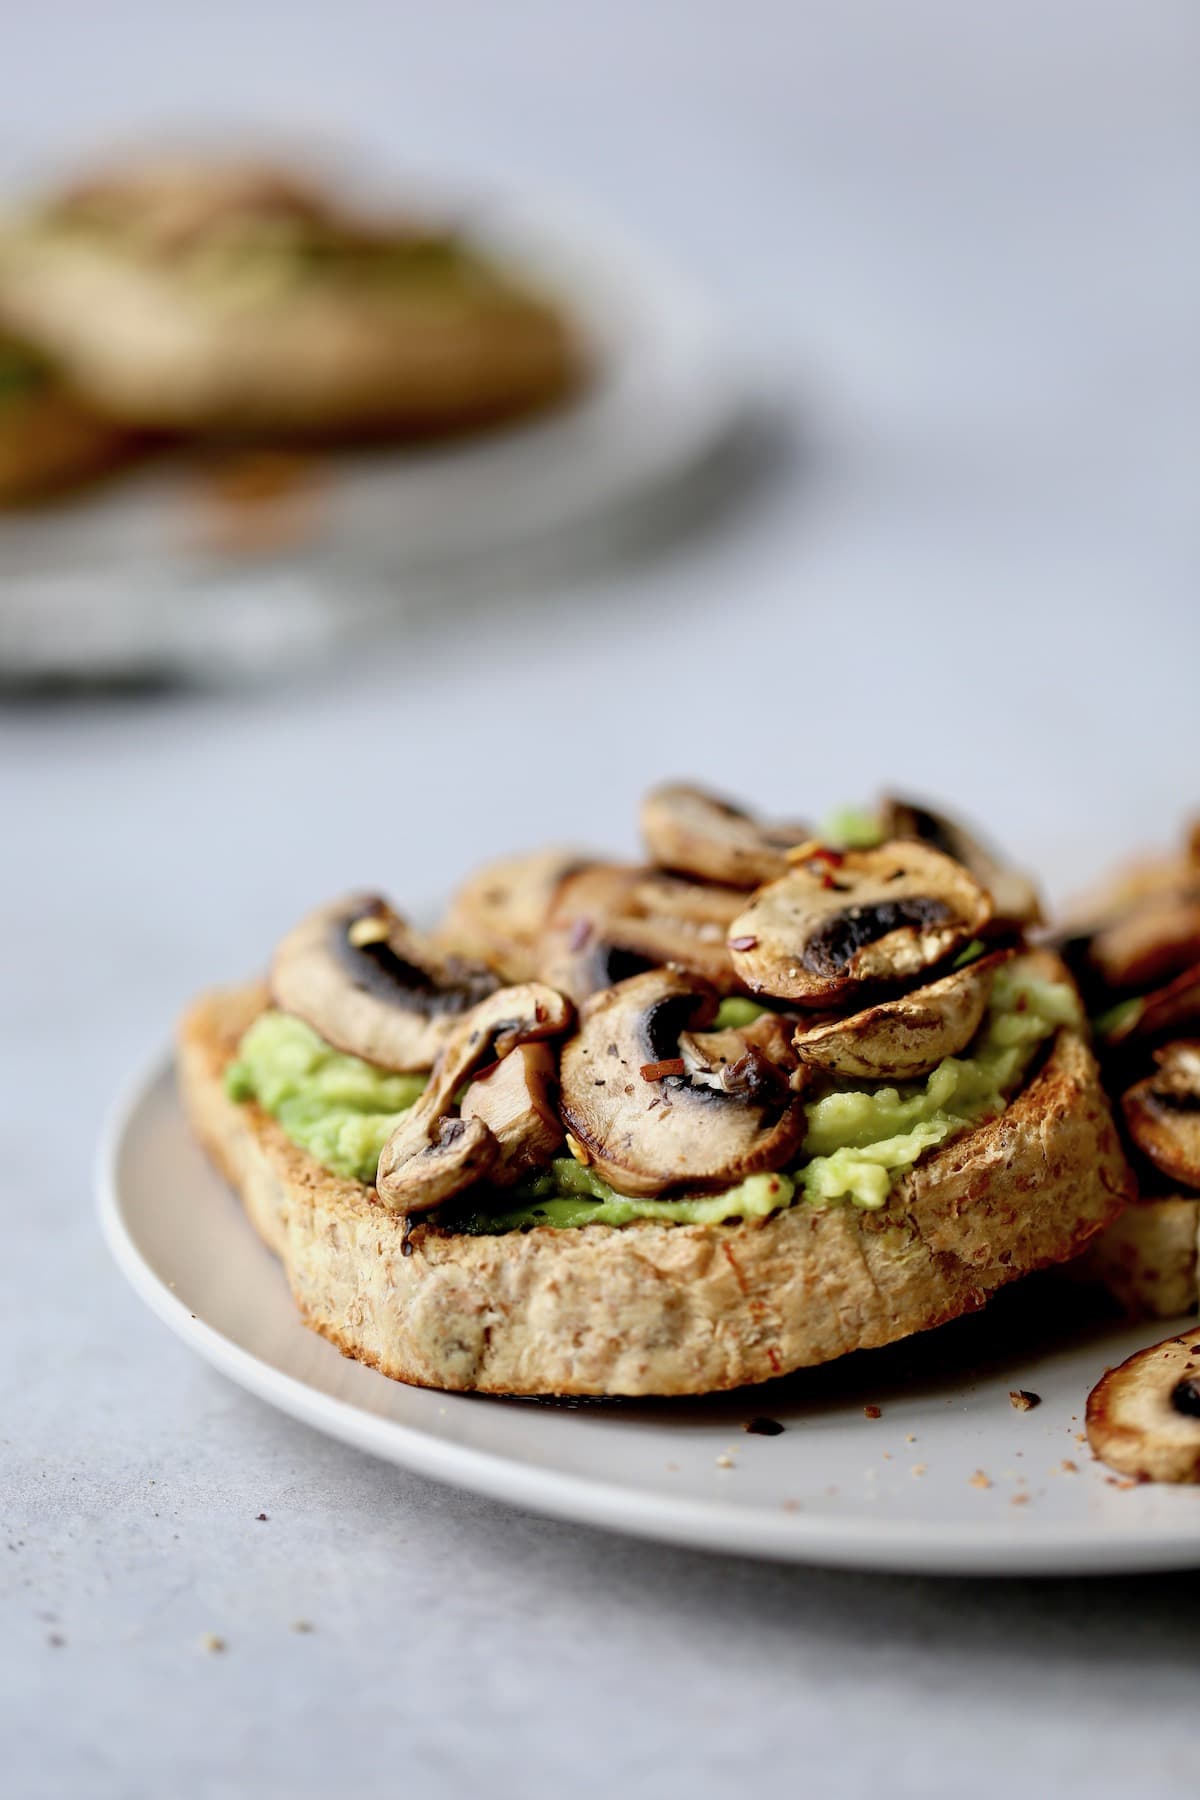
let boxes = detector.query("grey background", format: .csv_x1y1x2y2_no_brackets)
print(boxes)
3,4,1199,1796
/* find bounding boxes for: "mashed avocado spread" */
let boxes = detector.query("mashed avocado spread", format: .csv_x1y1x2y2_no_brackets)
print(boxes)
225,959,1078,1230
225,1013,426,1184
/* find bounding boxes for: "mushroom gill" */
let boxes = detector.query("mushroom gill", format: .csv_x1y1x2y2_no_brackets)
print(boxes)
558,968,804,1198
270,893,500,1072
727,842,992,1007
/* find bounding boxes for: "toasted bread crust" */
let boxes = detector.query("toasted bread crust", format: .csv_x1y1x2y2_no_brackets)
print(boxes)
178,982,1130,1396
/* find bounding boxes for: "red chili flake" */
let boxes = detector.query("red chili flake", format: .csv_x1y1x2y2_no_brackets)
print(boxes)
729,935,759,952
863,1404,882,1420
640,1057,685,1082
790,846,842,888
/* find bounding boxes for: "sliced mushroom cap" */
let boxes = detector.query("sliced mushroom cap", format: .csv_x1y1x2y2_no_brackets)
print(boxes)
1122,1041,1200,1190
792,950,1010,1080
539,865,745,1003
615,871,747,986
1066,845,1195,935
880,794,1042,929
1071,887,1200,994
640,782,810,889
1086,1325,1200,1483
1097,962,1200,1048
375,983,573,1214
727,842,993,1007
270,894,500,1072
437,847,596,981
459,1041,564,1185
558,969,805,1198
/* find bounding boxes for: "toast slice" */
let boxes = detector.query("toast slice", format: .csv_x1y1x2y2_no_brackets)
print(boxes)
179,982,1130,1397
0,222,579,438
1073,1196,1200,1320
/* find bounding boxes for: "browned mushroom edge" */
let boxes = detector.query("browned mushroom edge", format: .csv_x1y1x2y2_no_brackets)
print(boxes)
793,951,1012,1081
879,794,1043,929
436,847,597,982
375,983,574,1215
554,969,806,1199
727,841,993,1007
538,864,747,1002
1086,1326,1200,1483
269,892,500,1072
1063,885,1200,1001
640,781,810,889
1121,1041,1200,1191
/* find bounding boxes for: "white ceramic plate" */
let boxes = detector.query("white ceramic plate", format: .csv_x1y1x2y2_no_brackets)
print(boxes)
99,1052,1200,1576
1,190,743,681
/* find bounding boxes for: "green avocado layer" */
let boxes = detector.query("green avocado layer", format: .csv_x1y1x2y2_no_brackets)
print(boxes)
225,1012,426,1183
441,1166,797,1235
224,958,1078,1230
796,961,1079,1208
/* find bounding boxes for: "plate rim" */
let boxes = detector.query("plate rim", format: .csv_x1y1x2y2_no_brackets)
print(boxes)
98,1047,1200,1577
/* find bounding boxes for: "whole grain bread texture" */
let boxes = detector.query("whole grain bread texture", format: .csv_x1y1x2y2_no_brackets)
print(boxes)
178,982,1131,1397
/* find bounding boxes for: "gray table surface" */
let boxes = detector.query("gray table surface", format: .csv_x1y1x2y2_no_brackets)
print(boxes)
4,6,1200,1796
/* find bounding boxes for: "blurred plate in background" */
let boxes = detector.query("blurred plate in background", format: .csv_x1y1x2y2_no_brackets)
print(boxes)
0,189,744,683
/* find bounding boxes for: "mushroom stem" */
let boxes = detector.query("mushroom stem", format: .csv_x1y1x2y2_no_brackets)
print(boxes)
375,984,572,1216
460,1042,564,1184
